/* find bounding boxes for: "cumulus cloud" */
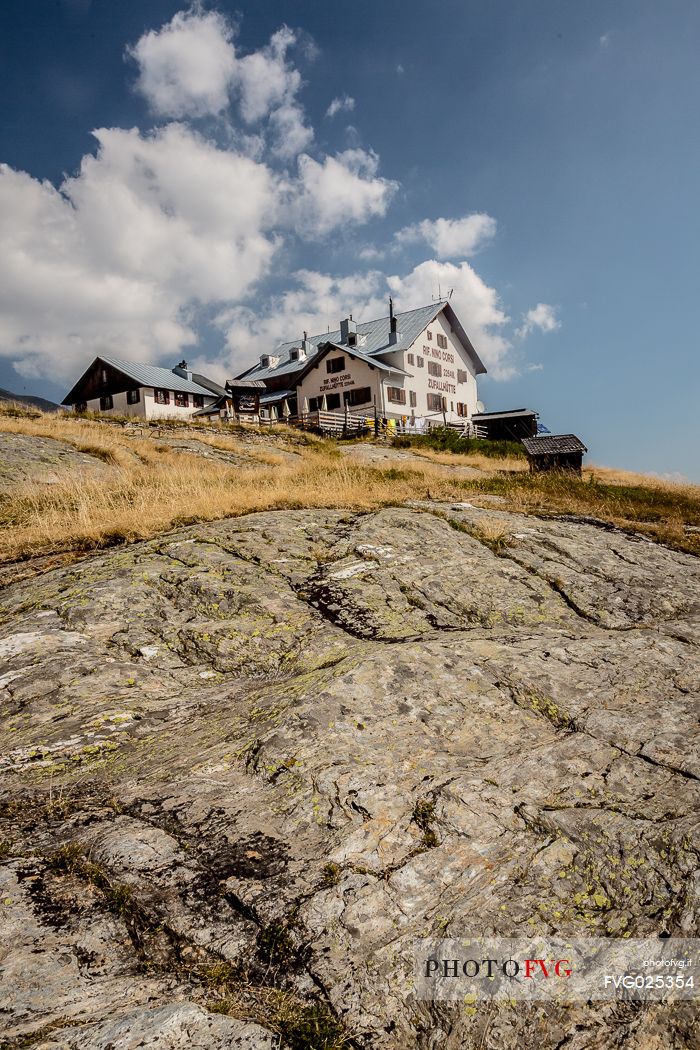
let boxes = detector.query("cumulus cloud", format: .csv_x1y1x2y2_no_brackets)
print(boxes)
292,149,398,235
129,8,237,118
387,260,515,378
129,11,312,155
0,6,553,388
326,94,355,118
395,212,496,259
516,302,561,338
0,125,279,380
235,25,303,123
218,269,386,369
269,102,314,159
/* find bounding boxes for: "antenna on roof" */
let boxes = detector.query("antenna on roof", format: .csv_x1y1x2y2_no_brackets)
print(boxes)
448,288,453,300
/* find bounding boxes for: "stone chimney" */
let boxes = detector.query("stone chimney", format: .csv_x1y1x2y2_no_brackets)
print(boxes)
172,359,192,381
388,298,400,345
339,315,357,345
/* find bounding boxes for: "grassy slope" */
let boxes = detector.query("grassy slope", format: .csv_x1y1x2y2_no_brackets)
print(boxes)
0,406,698,563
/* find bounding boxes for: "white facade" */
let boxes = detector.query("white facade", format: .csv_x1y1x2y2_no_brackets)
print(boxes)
80,386,217,421
295,308,480,423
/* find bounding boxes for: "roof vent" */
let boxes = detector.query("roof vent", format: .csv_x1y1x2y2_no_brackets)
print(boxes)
339,315,357,344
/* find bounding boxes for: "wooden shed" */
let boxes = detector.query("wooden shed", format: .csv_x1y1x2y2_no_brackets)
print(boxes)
471,408,538,441
521,434,588,474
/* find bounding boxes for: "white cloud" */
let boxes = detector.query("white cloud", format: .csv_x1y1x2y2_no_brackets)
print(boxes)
396,213,496,259
129,8,237,118
599,32,611,48
292,149,398,235
129,13,312,157
326,94,355,119
218,269,386,370
0,125,280,380
387,259,515,379
235,26,302,123
516,302,561,338
0,7,549,389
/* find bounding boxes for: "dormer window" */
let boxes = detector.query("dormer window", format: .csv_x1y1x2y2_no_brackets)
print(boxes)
347,333,357,346
260,355,269,368
290,349,298,360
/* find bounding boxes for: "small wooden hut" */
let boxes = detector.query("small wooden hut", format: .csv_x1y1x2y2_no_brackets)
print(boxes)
521,434,587,474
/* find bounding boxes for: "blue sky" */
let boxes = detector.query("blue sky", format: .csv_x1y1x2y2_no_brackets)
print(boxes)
1,0,698,478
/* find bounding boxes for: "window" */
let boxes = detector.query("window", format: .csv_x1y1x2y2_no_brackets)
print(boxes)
309,396,320,411
428,361,442,377
347,333,357,346
127,388,140,404
451,402,454,413
99,394,113,411
175,392,189,408
289,349,299,360
416,356,424,368
343,387,372,407
457,403,467,417
426,331,432,341
327,356,345,373
100,368,108,383
193,394,204,408
407,353,415,365
457,369,468,384
386,386,406,404
436,333,448,349
154,389,170,405
260,356,269,367
409,391,417,408
427,393,444,412
75,402,87,414
326,393,341,410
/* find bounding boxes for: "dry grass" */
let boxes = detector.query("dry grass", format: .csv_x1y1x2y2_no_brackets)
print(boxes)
1,406,698,563
0,409,468,562
409,446,528,473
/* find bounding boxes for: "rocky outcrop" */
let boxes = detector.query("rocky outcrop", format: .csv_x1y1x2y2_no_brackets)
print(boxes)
0,434,114,493
0,503,699,1048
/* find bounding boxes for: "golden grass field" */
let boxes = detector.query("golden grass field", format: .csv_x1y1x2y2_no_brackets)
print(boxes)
1,404,698,566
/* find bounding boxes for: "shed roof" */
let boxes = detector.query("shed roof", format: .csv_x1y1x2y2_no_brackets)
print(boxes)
236,301,486,383
472,409,538,421
522,434,587,455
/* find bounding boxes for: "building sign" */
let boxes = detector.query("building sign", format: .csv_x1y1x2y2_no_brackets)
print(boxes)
232,391,259,414
428,377,457,395
319,372,356,392
424,345,455,365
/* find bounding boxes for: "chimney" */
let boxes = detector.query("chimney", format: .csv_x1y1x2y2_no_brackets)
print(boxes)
301,330,313,357
388,297,399,345
172,359,192,381
339,315,357,345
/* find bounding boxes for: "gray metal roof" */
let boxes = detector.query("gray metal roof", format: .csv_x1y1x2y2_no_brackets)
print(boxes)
236,302,484,383
522,434,587,455
226,379,267,390
259,389,294,404
319,342,412,375
96,354,216,397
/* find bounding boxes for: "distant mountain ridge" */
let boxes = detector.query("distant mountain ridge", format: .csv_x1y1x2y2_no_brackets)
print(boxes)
0,387,59,413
